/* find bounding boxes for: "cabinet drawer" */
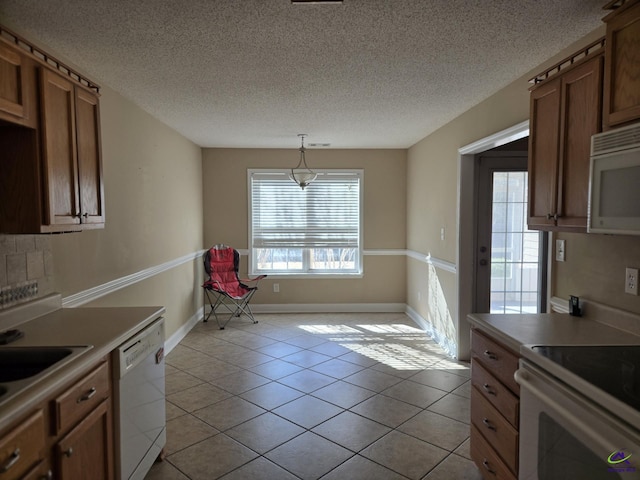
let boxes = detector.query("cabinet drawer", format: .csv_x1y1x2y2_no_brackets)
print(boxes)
471,387,518,474
20,460,52,480
471,424,517,480
53,360,110,435
471,330,519,394
0,410,45,480
472,360,519,427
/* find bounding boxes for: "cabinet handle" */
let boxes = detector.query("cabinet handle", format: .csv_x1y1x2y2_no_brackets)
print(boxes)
482,383,496,395
0,448,20,473
77,387,97,403
482,459,497,475
63,447,73,458
483,418,497,431
546,213,553,220
483,350,498,360
41,470,53,480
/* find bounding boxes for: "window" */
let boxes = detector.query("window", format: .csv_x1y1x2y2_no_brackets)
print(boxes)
248,169,363,276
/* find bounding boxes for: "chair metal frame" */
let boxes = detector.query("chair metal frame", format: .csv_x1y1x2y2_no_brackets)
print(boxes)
202,245,266,329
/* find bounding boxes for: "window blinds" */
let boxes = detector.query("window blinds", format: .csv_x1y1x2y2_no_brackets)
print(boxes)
250,170,361,249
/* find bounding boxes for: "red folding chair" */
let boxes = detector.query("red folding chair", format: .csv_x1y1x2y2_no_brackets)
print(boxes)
202,245,266,329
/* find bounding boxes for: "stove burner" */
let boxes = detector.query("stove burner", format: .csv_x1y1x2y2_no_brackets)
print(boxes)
531,345,640,411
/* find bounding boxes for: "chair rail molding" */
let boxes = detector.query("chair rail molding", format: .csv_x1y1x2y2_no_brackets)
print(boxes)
62,250,206,307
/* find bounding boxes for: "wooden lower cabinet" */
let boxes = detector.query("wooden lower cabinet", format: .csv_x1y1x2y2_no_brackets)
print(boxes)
56,399,112,480
21,461,52,480
0,410,45,480
470,329,520,480
470,425,517,480
0,358,113,480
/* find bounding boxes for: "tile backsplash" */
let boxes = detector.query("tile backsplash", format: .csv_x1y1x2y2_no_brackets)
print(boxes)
0,234,54,309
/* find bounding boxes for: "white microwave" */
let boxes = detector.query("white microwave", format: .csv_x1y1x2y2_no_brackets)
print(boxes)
588,122,640,235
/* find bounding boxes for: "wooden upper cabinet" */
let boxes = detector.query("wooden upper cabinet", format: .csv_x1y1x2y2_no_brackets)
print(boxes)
557,54,604,229
75,88,105,226
40,69,81,228
39,69,104,231
0,28,103,234
603,0,640,128
0,41,37,128
528,77,561,229
528,52,603,231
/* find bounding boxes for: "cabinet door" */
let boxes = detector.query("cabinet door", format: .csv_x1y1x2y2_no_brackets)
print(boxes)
75,88,105,226
0,42,29,124
56,399,113,480
556,54,603,229
604,1,640,128
0,410,45,480
528,77,561,229
40,69,81,228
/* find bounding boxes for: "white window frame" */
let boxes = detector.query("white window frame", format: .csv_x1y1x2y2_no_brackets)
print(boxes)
248,169,364,277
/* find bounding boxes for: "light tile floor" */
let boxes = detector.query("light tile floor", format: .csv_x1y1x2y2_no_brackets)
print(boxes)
146,313,483,480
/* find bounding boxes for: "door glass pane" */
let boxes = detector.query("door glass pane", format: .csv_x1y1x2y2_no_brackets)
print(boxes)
490,171,542,314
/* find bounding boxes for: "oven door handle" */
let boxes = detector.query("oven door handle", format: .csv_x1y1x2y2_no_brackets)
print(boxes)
514,368,627,455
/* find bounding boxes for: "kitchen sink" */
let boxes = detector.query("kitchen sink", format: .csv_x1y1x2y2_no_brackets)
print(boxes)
0,347,78,382
0,345,92,406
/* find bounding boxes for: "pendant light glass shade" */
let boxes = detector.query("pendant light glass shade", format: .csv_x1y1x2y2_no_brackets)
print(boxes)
289,134,317,189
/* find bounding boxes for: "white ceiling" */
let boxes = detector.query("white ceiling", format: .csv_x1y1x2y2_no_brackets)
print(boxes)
0,0,605,148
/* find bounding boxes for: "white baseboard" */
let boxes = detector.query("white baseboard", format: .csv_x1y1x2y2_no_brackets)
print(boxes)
251,303,406,313
165,306,203,354
405,305,457,358
165,303,464,359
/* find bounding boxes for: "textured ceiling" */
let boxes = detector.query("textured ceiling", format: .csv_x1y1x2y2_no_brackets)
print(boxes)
0,1,605,148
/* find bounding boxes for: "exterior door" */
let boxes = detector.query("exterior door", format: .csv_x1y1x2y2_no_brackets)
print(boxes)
475,153,547,314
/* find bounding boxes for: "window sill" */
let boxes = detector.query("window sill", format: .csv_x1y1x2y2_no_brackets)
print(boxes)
251,273,364,280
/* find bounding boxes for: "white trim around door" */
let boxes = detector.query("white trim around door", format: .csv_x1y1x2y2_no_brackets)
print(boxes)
457,120,530,361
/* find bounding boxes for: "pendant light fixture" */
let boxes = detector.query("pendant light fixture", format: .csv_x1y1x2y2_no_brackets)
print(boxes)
289,134,317,189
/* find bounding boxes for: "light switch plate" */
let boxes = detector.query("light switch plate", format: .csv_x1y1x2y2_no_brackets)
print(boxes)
555,239,566,262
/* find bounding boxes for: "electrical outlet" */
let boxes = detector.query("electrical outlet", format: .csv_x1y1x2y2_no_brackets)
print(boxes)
625,268,638,295
273,283,280,293
555,239,566,262
440,228,445,241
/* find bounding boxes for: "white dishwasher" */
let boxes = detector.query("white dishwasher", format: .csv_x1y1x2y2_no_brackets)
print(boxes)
113,317,166,480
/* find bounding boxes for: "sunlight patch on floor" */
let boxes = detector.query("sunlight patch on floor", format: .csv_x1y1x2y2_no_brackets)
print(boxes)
294,324,448,371
341,342,442,370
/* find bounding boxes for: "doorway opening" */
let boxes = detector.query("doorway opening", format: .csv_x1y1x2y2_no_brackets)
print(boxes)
456,121,532,361
474,149,547,314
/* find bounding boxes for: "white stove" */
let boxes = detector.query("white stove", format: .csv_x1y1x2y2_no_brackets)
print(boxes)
516,344,640,479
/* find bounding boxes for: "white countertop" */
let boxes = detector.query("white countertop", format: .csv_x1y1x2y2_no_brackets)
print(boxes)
467,312,640,354
0,296,165,431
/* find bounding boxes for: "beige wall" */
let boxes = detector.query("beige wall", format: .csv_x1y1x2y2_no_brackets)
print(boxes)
202,148,406,306
554,232,640,314
49,85,204,338
406,26,614,358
